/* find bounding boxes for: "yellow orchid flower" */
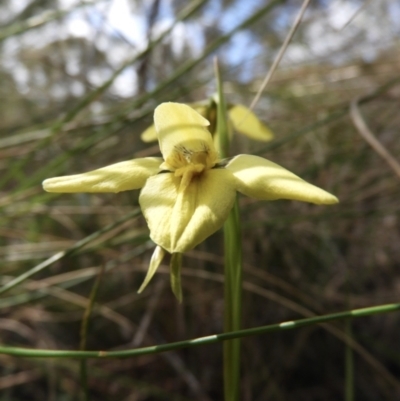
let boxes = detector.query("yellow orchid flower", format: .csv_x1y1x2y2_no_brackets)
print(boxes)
43,102,338,296
140,101,274,146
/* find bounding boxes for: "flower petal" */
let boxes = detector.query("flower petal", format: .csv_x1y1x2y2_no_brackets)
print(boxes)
137,246,166,293
140,104,210,144
228,105,274,141
140,124,158,142
154,102,217,170
139,168,237,253
43,157,162,193
170,253,183,302
226,154,338,204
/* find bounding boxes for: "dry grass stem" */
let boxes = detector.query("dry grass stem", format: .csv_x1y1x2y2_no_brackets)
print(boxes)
350,98,400,179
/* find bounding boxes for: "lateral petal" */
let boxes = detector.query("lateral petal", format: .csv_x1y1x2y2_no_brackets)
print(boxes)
140,124,157,143
228,105,274,141
226,154,338,205
43,157,162,193
137,246,166,293
154,103,217,170
139,168,237,253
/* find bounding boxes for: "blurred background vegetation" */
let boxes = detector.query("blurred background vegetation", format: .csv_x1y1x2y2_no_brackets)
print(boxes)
0,0,400,400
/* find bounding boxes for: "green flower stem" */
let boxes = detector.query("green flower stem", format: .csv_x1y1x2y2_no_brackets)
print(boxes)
0,209,141,296
0,303,399,359
223,200,242,401
170,253,183,303
215,59,242,401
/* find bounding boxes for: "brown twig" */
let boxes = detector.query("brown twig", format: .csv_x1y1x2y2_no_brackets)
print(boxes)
248,0,312,111
350,98,400,179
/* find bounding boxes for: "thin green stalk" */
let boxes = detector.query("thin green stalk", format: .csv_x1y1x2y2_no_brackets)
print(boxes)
345,319,354,401
0,3,93,42
0,0,207,191
80,358,88,401
345,263,354,401
0,303,399,359
215,59,243,401
1,0,282,198
0,209,141,296
80,267,104,401
121,0,284,117
0,243,153,311
61,0,207,125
